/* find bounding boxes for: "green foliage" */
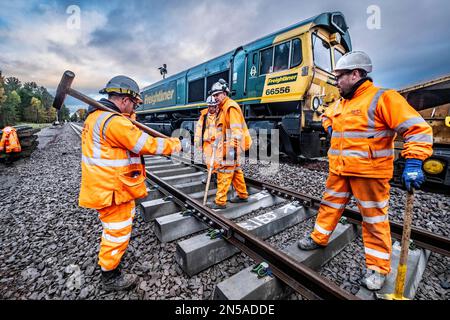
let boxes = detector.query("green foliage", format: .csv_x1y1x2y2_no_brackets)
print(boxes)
0,71,61,127
59,105,71,121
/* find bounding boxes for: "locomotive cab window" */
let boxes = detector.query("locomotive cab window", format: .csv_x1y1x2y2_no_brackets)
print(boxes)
312,34,332,73
333,48,344,70
188,78,205,103
291,38,302,68
273,41,290,72
260,47,273,75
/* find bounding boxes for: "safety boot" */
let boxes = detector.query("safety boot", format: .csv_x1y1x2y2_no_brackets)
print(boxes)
229,196,248,203
206,202,227,210
361,269,386,291
297,236,323,250
101,268,138,291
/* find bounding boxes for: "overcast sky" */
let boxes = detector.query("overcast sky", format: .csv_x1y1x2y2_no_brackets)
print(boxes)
1,0,450,112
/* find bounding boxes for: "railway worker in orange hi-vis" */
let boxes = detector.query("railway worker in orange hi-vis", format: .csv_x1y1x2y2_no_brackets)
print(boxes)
0,126,21,153
297,51,433,291
194,95,220,185
194,79,252,210
79,75,181,291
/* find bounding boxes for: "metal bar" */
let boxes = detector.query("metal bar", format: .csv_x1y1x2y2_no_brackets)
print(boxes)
145,163,358,300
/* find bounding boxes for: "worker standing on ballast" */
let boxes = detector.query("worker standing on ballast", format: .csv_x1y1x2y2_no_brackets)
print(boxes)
79,75,181,291
297,51,433,290
194,79,252,210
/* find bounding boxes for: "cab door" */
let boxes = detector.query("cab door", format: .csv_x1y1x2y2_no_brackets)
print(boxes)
230,47,247,100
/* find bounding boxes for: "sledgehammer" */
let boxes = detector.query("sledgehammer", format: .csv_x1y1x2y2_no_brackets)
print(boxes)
52,70,168,138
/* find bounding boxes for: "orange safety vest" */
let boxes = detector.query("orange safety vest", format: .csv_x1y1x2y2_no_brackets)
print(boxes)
194,97,252,168
0,126,21,153
322,80,433,179
79,109,181,209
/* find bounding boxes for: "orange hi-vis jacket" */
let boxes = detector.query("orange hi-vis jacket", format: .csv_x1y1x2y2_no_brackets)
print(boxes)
79,109,181,209
0,126,21,153
322,80,433,179
194,96,251,168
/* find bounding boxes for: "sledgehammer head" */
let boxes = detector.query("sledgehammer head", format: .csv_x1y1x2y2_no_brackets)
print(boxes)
52,70,75,110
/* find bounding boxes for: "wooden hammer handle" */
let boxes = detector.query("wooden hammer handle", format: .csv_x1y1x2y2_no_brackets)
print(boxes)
67,88,168,139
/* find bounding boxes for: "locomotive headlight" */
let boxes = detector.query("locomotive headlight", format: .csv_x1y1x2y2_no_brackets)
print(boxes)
423,159,444,175
312,97,320,111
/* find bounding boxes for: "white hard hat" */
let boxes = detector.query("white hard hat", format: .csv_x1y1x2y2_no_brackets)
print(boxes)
209,79,230,95
334,51,372,73
206,95,218,106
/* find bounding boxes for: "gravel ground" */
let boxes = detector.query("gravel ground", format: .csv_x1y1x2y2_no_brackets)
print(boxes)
0,124,448,300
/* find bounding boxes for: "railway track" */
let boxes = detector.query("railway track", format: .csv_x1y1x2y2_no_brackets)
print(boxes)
70,123,449,300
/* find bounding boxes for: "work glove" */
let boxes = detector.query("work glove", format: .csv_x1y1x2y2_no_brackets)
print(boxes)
327,126,333,136
402,158,425,192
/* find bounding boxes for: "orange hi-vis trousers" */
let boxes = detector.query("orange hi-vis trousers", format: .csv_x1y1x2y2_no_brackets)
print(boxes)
215,166,248,206
311,173,392,274
97,200,135,271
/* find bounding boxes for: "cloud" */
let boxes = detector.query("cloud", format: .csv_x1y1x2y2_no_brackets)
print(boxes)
1,0,450,110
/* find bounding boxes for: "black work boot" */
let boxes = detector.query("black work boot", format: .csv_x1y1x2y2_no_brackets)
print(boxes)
297,236,323,250
101,268,138,291
230,196,249,203
206,202,227,210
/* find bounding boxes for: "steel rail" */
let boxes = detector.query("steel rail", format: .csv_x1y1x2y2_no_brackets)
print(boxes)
168,155,450,257
144,168,359,300
245,177,450,257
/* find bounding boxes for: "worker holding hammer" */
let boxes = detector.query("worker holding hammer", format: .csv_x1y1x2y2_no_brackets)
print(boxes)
78,75,181,291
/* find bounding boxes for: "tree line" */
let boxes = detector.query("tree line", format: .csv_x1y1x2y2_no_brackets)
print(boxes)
0,70,71,128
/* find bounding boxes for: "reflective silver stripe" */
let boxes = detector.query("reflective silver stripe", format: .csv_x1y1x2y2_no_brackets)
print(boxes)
82,155,134,167
230,124,243,129
363,215,388,224
101,114,119,141
372,149,394,158
328,149,340,156
93,112,112,158
395,117,426,134
102,231,131,244
365,247,390,260
404,133,433,144
325,188,351,198
129,157,141,164
333,130,395,139
131,132,149,154
231,134,242,139
155,138,165,154
321,199,346,210
102,218,132,230
314,223,332,236
356,198,389,209
217,168,234,173
342,150,369,158
367,89,387,130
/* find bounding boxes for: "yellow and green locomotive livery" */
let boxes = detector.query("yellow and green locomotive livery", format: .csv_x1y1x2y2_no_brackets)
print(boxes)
135,11,351,159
